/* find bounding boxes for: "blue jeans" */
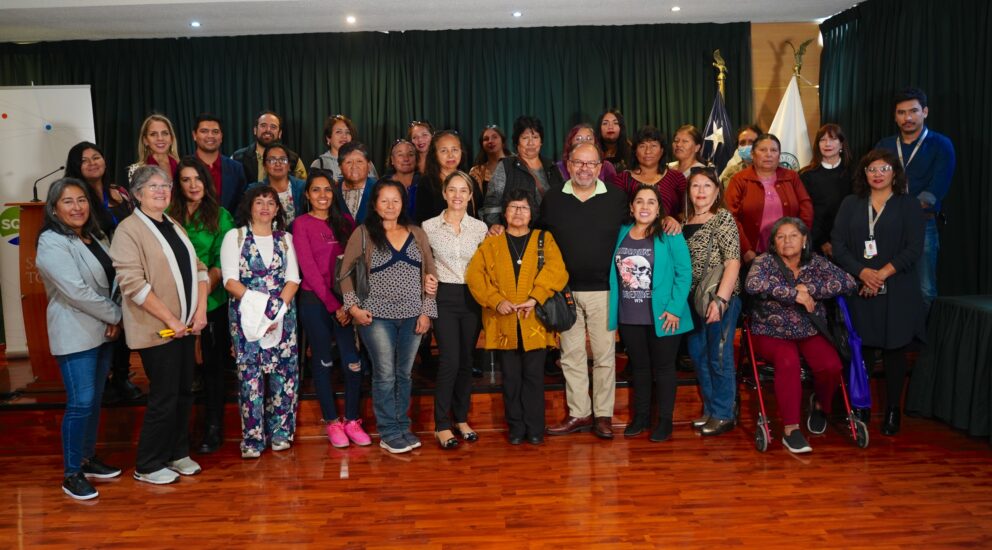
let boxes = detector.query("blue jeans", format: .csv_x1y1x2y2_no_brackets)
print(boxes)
919,218,939,309
56,342,114,475
357,317,422,440
298,295,363,421
687,296,742,420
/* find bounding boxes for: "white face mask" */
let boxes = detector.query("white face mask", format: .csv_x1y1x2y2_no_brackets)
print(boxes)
738,145,753,163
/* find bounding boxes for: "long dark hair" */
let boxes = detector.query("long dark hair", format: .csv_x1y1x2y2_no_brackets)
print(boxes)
628,184,667,240
363,179,412,250
853,149,908,198
304,172,353,242
170,156,221,232
473,125,510,166
800,123,852,174
39,178,105,243
596,108,631,165
235,185,287,231
424,130,466,191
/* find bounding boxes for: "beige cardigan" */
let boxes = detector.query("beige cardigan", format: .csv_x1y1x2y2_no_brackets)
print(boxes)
110,209,208,350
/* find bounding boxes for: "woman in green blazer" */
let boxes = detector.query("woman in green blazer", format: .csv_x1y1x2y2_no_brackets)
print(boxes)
608,185,693,442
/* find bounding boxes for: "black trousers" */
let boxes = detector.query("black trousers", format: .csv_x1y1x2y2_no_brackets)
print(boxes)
433,284,480,430
500,346,547,439
136,337,195,473
200,307,232,428
619,324,682,429
865,345,910,409
110,337,132,382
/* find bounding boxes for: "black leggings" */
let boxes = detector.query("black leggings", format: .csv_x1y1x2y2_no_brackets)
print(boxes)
866,345,910,409
619,324,682,426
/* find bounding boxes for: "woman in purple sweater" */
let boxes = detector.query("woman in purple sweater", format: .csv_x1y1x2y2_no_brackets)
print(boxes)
293,173,371,448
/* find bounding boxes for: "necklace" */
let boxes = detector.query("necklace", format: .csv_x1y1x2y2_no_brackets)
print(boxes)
507,232,529,265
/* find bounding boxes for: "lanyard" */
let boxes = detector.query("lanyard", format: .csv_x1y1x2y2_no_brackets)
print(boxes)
896,128,928,168
867,195,891,239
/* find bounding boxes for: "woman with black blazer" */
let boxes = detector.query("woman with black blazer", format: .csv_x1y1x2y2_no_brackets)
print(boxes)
831,149,926,436
36,178,124,500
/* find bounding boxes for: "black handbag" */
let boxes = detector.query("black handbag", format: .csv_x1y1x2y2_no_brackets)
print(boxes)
535,231,577,332
333,226,369,303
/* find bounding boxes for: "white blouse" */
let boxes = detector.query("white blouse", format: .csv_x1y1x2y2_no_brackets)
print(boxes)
220,227,301,287
422,212,488,285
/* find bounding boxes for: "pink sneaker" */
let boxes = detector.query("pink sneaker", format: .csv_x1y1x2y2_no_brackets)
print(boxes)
344,419,372,446
326,420,349,448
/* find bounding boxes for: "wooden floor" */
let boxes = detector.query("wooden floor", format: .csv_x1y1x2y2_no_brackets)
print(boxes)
3,353,992,547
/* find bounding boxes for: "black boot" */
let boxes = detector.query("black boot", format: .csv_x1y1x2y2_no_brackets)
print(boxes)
198,425,223,454
114,376,144,401
881,407,901,436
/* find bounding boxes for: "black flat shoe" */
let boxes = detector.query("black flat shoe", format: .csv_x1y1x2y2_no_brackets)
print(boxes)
435,432,460,450
452,427,479,442
527,435,544,445
508,435,524,445
881,407,901,436
623,417,648,438
198,425,223,454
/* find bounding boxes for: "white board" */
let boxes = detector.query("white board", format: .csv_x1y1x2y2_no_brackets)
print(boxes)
0,85,96,355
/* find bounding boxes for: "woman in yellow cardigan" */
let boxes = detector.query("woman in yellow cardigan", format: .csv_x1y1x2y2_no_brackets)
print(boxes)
466,187,568,445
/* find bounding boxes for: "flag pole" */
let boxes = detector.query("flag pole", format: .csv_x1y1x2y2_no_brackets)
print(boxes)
712,49,728,99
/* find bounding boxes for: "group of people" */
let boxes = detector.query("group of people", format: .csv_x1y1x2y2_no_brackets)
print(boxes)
37,87,953,500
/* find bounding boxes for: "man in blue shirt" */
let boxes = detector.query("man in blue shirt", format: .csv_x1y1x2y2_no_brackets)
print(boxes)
876,88,955,309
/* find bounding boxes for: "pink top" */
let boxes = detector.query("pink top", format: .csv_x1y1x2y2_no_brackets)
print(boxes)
292,212,353,313
756,175,783,253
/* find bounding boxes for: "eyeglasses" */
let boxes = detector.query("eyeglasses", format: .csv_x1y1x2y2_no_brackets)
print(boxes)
266,157,290,164
865,165,893,174
574,135,595,143
147,183,172,192
568,160,602,170
506,205,530,212
485,124,500,130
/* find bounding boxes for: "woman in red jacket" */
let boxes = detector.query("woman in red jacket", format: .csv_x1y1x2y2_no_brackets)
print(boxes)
725,134,813,264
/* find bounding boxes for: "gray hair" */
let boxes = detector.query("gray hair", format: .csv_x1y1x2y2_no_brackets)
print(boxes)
130,165,171,199
767,216,812,264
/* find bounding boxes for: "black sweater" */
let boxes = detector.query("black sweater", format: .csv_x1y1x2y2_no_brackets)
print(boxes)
538,184,628,291
800,163,852,249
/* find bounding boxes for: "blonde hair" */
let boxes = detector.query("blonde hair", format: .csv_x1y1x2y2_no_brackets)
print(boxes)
135,114,180,164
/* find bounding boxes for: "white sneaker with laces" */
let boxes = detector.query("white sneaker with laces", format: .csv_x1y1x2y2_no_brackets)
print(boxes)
133,468,180,485
166,456,202,476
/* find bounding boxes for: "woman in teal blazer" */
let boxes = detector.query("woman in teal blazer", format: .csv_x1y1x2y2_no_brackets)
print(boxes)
608,185,693,442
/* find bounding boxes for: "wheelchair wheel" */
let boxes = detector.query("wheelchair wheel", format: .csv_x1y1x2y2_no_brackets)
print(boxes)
854,420,870,448
754,414,770,452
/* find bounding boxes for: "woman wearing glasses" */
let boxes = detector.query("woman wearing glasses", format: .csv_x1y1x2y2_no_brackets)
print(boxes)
110,165,209,484
555,123,618,184
469,125,510,193
247,143,306,228
311,114,378,182
831,149,925,436
408,121,434,175
681,167,742,437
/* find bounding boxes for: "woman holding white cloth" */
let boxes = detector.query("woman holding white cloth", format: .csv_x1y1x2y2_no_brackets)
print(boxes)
220,185,300,459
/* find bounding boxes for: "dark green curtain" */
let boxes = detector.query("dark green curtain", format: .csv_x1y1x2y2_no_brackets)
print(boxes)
820,0,992,296
0,23,751,187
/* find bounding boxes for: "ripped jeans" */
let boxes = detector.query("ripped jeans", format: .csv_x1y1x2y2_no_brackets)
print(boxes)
299,291,363,421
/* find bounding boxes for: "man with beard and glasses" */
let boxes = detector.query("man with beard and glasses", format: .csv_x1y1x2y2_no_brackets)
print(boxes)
231,110,307,184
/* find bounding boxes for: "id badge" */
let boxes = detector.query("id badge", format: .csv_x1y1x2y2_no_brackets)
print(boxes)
864,240,878,259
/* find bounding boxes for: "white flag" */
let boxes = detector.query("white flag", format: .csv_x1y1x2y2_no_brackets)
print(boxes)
768,75,812,170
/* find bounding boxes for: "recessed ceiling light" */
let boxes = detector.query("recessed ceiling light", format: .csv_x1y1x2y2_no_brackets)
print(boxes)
671,6,681,12
346,15,357,24
190,21,201,28
512,11,522,18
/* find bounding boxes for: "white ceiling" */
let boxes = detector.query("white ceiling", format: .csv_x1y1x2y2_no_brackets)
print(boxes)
0,0,859,43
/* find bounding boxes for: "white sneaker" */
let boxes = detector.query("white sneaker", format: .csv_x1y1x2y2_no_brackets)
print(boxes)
241,448,261,459
166,456,202,476
271,439,291,451
133,468,180,485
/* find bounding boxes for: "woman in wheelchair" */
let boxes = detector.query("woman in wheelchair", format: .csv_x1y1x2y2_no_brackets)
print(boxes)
744,217,857,453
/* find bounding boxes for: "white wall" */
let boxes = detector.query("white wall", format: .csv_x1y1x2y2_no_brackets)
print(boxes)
0,85,95,354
